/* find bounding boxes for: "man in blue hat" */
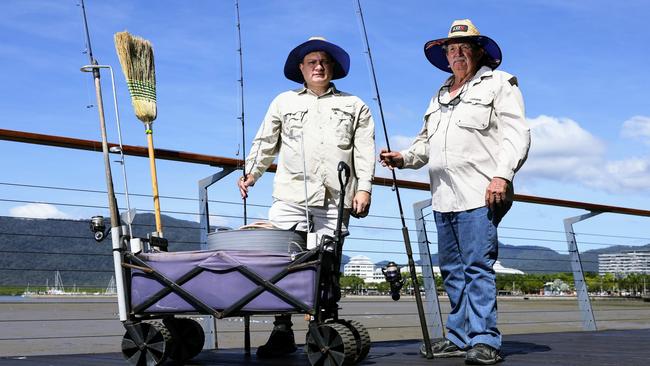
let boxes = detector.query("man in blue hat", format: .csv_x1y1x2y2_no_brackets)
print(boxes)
380,19,530,365
238,37,376,358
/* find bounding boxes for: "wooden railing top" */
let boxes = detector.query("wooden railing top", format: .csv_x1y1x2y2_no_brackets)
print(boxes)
2,128,649,217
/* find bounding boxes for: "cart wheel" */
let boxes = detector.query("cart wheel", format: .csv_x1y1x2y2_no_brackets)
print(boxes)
121,321,172,366
334,319,371,364
164,317,205,362
306,322,356,366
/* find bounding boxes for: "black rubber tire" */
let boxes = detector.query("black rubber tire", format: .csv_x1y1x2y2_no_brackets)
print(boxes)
121,321,172,366
164,317,206,362
333,319,371,364
306,322,357,366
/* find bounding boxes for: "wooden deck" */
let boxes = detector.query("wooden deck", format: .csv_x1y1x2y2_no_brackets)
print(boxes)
0,329,648,366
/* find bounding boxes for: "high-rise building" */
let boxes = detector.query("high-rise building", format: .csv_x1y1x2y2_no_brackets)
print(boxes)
599,251,650,276
343,255,375,280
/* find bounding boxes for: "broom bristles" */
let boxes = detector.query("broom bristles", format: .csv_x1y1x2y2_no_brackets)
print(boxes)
114,31,157,123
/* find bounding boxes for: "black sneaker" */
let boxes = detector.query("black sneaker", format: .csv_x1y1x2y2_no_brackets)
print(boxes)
256,323,297,358
465,343,502,365
419,338,466,358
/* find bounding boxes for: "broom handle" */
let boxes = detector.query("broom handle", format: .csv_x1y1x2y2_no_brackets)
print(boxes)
145,123,163,235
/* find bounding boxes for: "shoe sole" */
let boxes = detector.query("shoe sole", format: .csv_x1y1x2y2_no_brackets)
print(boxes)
434,350,467,358
465,356,502,365
419,344,466,358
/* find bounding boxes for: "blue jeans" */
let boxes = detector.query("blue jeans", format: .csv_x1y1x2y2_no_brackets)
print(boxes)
434,206,501,350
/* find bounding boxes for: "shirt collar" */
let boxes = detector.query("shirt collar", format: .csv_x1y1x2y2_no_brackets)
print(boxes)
296,82,340,96
439,66,493,105
444,66,493,88
471,66,493,85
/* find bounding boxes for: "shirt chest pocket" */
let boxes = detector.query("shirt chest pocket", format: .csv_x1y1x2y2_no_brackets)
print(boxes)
454,94,494,131
331,105,356,148
282,109,308,139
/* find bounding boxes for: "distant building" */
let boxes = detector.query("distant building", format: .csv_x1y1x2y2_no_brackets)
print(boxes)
599,251,650,276
343,255,375,281
368,268,386,284
494,260,525,275
344,256,523,284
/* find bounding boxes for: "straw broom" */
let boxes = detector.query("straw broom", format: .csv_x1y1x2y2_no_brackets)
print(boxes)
114,31,163,237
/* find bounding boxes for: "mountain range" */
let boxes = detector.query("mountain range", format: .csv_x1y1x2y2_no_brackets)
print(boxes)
1,214,648,288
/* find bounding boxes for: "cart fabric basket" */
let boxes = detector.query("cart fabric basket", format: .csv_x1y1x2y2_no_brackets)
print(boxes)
130,249,317,313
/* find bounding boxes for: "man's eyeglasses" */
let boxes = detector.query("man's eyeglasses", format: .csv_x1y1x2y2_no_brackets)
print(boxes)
443,43,475,55
303,59,332,69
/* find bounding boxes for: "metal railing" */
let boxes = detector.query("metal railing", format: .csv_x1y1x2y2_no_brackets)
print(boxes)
1,128,650,357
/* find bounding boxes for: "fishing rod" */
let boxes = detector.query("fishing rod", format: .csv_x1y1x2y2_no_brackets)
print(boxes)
78,0,129,322
354,0,433,358
79,0,119,230
235,0,247,225
234,0,252,354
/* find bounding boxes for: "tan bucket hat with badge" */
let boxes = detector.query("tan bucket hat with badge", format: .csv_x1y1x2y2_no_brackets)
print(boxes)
424,19,502,72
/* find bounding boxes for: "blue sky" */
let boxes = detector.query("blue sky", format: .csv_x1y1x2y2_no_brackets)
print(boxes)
1,0,650,263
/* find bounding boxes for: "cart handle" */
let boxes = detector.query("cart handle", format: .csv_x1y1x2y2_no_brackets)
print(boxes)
337,161,350,190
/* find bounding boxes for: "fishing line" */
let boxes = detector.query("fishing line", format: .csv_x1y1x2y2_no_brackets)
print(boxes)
354,0,434,358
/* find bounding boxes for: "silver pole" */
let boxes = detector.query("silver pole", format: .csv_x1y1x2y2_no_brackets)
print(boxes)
78,0,127,322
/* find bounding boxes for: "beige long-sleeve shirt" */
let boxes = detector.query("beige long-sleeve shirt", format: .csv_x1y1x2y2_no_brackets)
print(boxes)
245,84,375,208
401,66,530,213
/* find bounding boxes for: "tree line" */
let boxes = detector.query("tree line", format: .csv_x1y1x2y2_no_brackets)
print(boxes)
340,272,650,296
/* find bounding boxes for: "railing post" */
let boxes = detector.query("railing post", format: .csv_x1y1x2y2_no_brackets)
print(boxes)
198,167,236,350
413,198,444,339
199,167,236,249
564,211,600,331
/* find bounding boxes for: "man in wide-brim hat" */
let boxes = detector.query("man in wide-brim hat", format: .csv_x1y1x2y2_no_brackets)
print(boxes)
238,37,376,358
380,19,530,365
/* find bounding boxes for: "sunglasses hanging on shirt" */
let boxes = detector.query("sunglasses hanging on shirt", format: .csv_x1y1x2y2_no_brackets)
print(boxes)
437,83,468,107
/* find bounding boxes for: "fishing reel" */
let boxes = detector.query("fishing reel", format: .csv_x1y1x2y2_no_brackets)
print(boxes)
90,215,110,242
382,261,404,301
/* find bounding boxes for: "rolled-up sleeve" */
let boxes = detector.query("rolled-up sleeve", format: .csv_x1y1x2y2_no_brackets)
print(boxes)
353,103,376,193
493,79,530,181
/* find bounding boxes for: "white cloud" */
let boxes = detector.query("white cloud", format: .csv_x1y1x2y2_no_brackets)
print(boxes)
520,115,605,183
384,115,650,193
604,158,650,190
519,115,650,192
9,203,70,219
621,116,650,144
527,115,605,156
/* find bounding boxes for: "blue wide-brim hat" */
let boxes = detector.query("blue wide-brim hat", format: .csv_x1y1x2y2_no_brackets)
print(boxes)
424,19,502,73
284,37,350,83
